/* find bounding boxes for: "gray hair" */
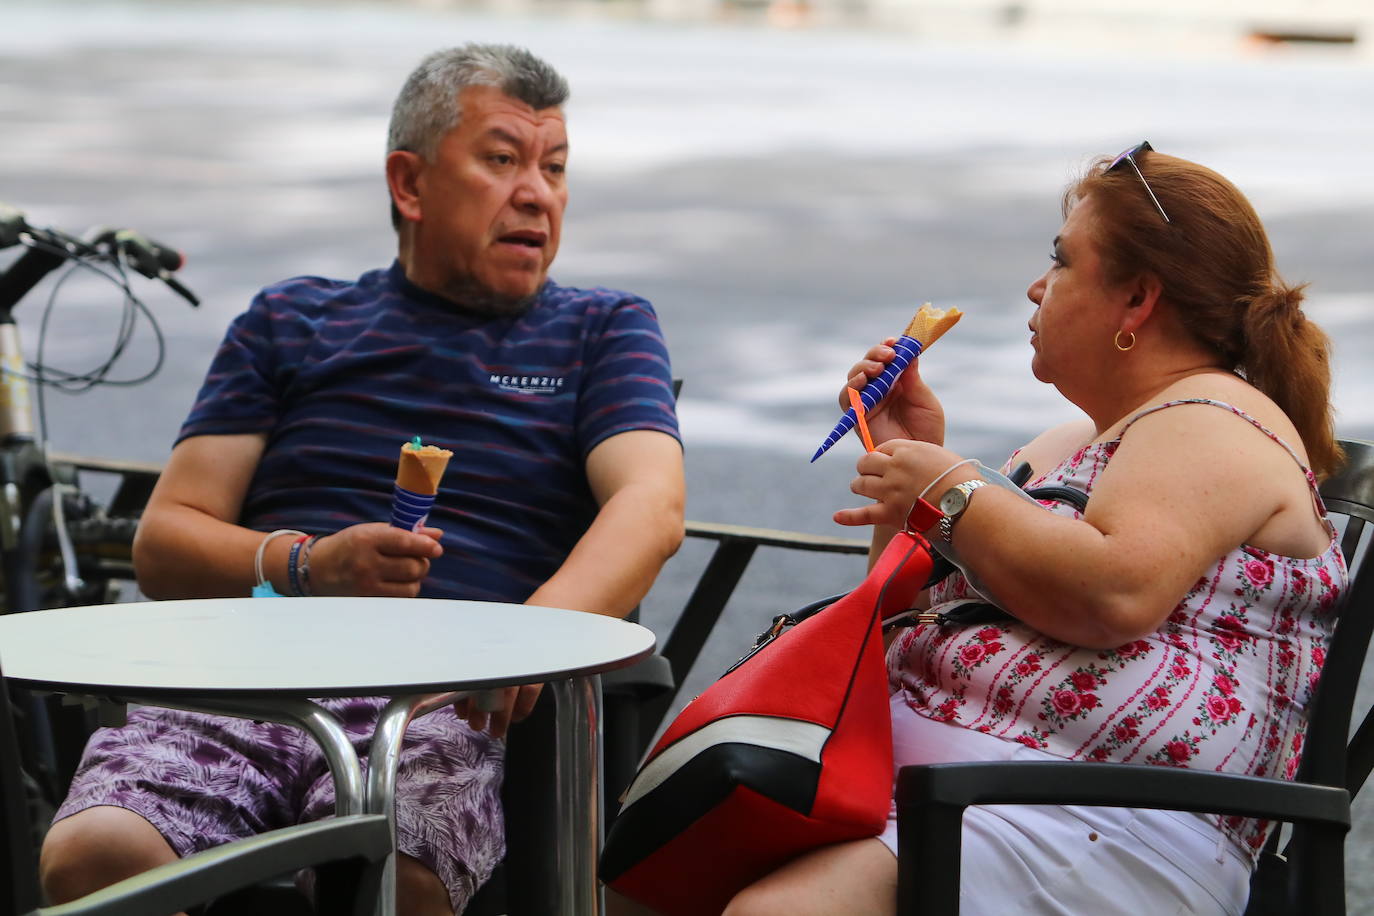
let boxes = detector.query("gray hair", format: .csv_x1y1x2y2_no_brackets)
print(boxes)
387,43,570,161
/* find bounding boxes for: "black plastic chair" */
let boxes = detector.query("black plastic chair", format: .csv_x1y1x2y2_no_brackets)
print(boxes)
1,655,392,916
894,437,1374,915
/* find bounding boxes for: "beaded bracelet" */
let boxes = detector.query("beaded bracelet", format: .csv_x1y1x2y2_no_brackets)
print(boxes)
287,534,310,597
297,536,319,597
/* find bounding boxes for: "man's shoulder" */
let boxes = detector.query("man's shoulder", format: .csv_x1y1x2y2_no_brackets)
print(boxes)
256,266,391,311
538,280,655,317
260,273,350,298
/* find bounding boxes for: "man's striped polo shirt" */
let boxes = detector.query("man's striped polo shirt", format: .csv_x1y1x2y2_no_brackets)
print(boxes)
179,261,680,602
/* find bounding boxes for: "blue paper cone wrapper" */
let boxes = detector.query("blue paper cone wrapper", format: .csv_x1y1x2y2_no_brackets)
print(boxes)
390,484,435,531
811,335,923,462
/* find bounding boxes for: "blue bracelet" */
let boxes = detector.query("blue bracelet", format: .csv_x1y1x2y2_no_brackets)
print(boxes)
287,536,307,597
298,536,318,597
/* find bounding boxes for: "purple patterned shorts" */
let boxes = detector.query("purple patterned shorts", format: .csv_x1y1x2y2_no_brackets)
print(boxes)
54,697,505,912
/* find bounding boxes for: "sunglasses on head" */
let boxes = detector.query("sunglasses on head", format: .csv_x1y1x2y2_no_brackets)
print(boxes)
1107,140,1170,224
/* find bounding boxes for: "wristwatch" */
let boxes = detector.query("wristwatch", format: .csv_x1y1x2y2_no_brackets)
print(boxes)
937,479,988,542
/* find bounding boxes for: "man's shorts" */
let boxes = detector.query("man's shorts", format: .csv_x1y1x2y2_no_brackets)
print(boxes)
54,697,505,913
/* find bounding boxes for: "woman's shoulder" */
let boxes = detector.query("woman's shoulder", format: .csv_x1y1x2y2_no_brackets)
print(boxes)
1119,373,1309,464
1103,373,1332,559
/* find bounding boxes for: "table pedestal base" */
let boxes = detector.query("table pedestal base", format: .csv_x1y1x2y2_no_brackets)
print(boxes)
367,676,604,916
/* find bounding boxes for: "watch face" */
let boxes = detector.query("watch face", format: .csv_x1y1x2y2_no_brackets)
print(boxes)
939,487,966,516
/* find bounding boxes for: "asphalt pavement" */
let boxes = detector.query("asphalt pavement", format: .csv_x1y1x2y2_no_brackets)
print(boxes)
4,0,1374,904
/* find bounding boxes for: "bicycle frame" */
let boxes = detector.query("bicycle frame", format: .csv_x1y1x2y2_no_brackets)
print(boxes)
0,226,73,442
0,215,195,613
0,240,82,605
0,214,193,804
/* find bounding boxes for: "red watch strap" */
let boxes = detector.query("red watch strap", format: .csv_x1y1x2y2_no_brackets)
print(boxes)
904,497,943,534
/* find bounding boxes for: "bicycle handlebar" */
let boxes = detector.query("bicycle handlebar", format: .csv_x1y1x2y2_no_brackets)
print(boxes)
0,203,26,249
0,204,200,310
90,227,185,272
102,227,199,307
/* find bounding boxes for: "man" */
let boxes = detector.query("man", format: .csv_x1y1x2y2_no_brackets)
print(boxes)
39,44,684,916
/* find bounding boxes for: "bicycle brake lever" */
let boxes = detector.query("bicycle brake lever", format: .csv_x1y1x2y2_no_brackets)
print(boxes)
161,272,200,307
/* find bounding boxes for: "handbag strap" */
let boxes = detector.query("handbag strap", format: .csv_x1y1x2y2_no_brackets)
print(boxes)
751,463,1091,642
892,462,1090,630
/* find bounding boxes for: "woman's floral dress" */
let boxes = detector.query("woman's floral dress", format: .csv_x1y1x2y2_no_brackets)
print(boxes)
888,399,1347,857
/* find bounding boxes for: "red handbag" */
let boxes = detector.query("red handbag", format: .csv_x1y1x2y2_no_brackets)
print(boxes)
599,521,937,915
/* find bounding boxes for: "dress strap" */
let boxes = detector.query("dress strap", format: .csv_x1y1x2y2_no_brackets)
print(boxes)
1117,398,1314,477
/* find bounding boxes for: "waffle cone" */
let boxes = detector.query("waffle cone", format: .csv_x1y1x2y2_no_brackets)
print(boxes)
902,302,963,350
396,442,452,495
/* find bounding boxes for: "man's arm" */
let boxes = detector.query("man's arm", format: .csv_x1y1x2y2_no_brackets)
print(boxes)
523,428,685,618
133,434,442,599
456,428,683,736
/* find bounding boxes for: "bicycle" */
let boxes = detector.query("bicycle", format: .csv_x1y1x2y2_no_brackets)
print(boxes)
0,202,198,818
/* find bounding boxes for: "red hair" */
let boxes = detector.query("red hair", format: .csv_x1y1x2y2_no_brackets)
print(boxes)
1066,150,1343,479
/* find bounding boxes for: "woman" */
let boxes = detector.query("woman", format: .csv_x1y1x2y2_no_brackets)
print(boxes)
724,144,1347,914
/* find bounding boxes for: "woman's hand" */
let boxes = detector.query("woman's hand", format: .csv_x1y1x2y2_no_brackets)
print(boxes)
841,339,945,446
306,522,444,597
834,440,968,529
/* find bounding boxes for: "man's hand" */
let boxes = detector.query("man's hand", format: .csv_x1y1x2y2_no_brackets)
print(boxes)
453,684,543,740
306,523,443,597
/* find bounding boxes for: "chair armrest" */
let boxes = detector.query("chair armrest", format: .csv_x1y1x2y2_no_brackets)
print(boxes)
45,451,163,517
894,761,1350,916
683,520,869,554
642,522,869,738
897,761,1350,826
601,653,674,700
38,814,391,916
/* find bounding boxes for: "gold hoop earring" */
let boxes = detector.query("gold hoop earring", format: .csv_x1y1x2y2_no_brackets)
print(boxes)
1114,331,1136,352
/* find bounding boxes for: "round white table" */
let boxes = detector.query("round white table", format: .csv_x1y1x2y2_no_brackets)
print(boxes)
0,596,657,916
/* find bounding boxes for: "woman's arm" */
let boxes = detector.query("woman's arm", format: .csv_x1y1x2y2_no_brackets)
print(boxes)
840,404,1316,648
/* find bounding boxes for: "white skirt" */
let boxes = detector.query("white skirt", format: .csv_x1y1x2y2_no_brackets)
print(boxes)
877,694,1254,915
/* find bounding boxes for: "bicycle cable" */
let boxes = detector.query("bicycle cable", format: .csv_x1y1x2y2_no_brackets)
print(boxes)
11,232,170,444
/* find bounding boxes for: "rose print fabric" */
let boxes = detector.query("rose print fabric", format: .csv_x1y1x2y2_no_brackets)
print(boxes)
888,399,1346,859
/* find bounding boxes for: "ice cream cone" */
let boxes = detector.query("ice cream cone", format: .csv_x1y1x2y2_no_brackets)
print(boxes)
396,442,452,496
903,303,962,350
390,439,452,531
811,303,963,462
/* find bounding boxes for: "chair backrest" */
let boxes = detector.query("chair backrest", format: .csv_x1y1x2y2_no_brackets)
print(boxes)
1240,439,1374,912
2,656,42,916
1296,438,1374,792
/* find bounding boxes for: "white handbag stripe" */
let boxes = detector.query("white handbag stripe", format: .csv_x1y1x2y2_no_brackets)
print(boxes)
621,715,831,811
